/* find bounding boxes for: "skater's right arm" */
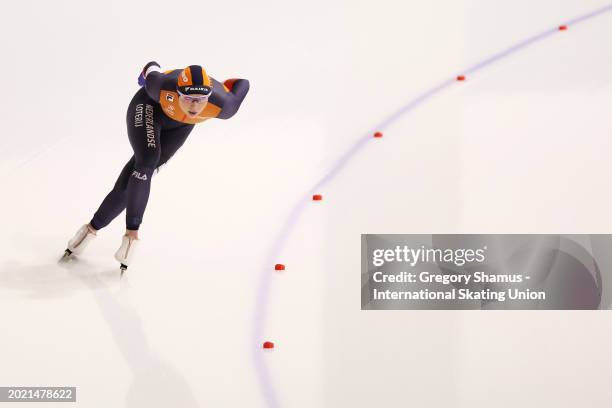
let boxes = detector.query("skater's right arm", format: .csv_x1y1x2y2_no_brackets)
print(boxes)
138,61,164,102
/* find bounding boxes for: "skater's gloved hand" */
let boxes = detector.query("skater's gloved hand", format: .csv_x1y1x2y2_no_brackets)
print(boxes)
138,61,161,87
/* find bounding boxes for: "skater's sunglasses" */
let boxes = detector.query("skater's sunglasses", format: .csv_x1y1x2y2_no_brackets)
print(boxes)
177,92,211,103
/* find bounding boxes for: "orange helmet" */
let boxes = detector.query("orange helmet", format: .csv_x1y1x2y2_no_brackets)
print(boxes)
177,65,212,96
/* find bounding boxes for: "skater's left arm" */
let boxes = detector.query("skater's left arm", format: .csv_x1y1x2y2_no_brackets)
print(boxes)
217,78,250,120
138,61,164,102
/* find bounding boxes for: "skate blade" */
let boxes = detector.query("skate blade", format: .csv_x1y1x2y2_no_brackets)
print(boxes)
59,249,73,263
120,264,128,277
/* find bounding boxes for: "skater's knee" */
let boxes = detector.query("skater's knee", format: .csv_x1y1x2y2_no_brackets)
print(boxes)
134,151,160,170
135,158,158,169
130,164,155,182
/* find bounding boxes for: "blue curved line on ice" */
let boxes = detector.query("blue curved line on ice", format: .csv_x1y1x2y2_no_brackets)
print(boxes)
252,4,612,407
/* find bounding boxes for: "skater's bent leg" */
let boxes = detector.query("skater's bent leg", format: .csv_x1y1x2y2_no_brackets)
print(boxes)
90,156,136,230
122,125,193,240
125,99,162,232
122,127,192,240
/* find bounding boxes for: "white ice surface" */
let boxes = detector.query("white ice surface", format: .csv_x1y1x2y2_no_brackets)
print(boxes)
1,1,612,407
